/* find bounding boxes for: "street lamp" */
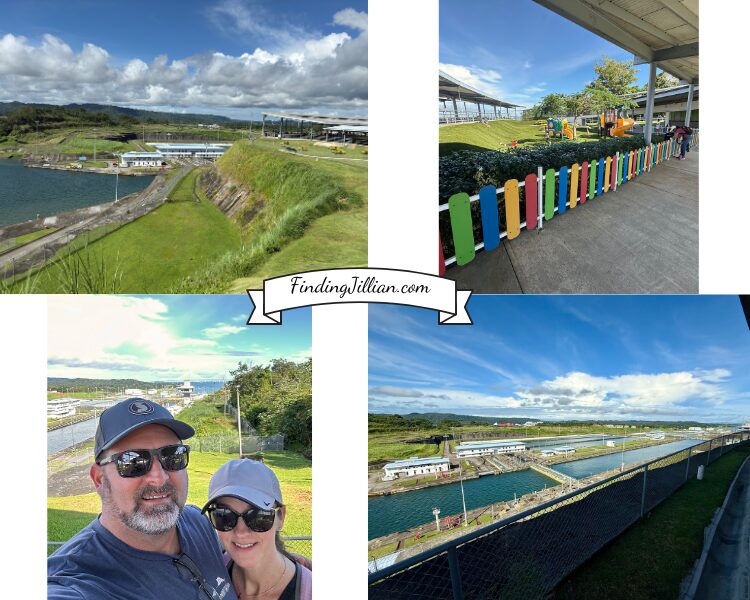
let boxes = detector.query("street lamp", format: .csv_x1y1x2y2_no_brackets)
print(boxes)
432,507,441,532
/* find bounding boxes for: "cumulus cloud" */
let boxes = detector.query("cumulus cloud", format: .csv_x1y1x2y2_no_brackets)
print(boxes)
0,9,367,113
440,62,502,94
202,323,245,339
369,370,734,420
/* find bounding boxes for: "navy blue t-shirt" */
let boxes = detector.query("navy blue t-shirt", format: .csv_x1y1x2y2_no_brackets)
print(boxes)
48,505,239,600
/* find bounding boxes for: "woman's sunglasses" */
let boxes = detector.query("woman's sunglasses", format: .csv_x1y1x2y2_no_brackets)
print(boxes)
203,504,279,533
97,444,190,478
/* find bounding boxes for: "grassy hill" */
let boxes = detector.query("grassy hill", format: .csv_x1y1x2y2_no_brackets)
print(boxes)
439,119,602,155
172,139,367,293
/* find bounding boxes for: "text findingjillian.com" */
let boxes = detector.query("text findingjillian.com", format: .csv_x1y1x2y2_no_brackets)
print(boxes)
288,275,431,299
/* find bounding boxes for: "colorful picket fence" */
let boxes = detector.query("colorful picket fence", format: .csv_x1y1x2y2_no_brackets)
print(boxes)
439,131,698,273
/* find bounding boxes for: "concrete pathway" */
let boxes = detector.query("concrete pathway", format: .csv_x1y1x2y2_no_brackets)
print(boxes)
446,149,698,294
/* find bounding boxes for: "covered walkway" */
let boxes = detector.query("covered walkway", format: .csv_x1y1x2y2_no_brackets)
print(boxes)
445,148,698,293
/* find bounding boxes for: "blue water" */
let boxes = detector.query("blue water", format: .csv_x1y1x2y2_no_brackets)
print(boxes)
554,439,701,479
0,159,154,227
368,438,703,540
368,469,558,540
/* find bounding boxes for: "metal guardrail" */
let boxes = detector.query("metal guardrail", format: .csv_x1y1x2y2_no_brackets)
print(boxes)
369,432,749,600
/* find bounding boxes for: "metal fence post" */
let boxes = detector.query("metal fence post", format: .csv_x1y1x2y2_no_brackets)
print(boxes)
447,546,464,600
640,464,649,518
685,447,691,481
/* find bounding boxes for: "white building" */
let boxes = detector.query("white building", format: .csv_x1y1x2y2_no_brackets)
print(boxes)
740,423,750,432
119,152,166,167
178,380,194,399
125,388,144,396
152,143,232,160
47,397,80,419
456,440,527,457
382,457,450,481
552,446,576,456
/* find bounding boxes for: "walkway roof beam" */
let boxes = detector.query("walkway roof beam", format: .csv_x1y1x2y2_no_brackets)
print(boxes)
634,42,698,63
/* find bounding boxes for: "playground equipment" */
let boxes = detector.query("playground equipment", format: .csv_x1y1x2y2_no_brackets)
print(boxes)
600,109,634,137
546,118,575,140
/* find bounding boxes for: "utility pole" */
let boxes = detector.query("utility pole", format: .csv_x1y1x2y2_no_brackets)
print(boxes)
236,387,243,457
459,460,468,526
93,128,97,163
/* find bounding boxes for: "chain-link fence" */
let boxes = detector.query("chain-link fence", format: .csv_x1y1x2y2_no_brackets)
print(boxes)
192,432,284,454
49,535,311,558
369,432,749,600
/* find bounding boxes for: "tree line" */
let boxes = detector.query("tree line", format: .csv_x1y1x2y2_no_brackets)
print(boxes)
524,57,679,120
229,359,312,455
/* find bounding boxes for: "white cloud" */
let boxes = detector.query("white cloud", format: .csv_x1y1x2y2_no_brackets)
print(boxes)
440,62,503,95
0,9,367,112
202,323,245,339
333,8,368,31
369,369,734,420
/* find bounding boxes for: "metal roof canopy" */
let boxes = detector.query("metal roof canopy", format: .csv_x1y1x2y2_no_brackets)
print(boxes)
439,70,523,109
532,0,698,84
261,111,368,126
628,83,699,106
323,125,369,132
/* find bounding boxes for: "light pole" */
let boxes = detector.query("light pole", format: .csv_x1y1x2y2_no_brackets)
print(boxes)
621,438,625,472
236,387,243,457
458,460,468,526
114,165,119,202
93,128,97,163
433,507,441,532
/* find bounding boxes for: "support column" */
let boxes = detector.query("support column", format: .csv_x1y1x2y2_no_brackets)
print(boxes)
477,102,483,121
644,62,656,145
494,106,498,120
262,114,266,137
452,98,459,121
685,83,694,127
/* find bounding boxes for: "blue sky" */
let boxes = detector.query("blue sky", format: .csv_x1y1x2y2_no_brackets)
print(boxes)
440,0,656,109
369,296,750,424
0,0,367,118
48,295,311,381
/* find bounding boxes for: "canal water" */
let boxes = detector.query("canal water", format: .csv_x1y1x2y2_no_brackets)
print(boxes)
48,416,101,455
0,159,154,227
554,438,701,479
368,438,702,540
368,469,557,540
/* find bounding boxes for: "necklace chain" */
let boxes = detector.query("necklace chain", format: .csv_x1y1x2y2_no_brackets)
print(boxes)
237,557,289,598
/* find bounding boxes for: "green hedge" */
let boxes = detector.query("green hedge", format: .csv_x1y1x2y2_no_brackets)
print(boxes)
439,135,646,203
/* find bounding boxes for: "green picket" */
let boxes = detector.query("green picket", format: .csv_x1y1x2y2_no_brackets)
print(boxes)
448,192,475,265
545,168,555,220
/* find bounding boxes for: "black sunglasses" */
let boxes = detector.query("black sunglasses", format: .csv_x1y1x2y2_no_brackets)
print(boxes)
202,504,279,533
97,444,190,478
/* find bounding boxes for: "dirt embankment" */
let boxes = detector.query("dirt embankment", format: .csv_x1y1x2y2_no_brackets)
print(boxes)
199,168,252,220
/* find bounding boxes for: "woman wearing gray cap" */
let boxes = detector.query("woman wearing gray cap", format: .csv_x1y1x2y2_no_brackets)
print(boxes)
201,459,312,600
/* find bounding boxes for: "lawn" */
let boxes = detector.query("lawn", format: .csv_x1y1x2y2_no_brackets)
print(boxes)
439,119,603,155
0,227,57,256
48,450,312,554
368,441,444,465
552,444,750,600
25,169,243,292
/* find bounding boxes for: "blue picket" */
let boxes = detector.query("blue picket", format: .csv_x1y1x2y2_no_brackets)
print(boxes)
479,185,500,251
558,166,568,215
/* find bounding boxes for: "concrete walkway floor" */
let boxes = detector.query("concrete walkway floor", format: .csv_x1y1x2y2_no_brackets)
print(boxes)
446,148,698,294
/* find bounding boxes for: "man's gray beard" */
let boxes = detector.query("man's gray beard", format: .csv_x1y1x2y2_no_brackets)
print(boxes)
101,473,183,535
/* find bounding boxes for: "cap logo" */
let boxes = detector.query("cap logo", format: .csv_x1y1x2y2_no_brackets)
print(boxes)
128,401,154,416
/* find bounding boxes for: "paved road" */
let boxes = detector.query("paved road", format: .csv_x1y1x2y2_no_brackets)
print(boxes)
0,164,192,275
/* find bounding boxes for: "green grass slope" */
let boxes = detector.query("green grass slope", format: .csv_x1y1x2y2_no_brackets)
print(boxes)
439,120,601,155
24,168,242,293
173,140,367,293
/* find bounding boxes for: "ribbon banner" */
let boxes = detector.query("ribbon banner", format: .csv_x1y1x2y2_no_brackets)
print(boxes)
247,268,472,325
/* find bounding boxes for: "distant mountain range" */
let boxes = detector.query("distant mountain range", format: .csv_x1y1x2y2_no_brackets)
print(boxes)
380,411,732,428
0,101,238,124
48,377,159,391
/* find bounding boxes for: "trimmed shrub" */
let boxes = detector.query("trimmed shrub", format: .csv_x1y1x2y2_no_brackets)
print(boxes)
439,135,645,202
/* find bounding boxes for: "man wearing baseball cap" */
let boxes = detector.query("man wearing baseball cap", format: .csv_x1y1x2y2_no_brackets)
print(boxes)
48,398,239,599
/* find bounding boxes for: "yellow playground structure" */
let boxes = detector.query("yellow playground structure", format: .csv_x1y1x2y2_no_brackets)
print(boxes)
600,110,634,137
